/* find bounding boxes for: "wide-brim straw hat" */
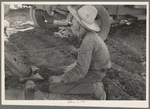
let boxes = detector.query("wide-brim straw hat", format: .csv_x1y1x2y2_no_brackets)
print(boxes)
67,5,100,32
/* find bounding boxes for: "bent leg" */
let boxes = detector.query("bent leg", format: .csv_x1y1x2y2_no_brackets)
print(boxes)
49,81,106,100
49,82,93,95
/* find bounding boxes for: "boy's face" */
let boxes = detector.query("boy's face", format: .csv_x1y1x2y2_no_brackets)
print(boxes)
70,18,80,36
65,18,80,38
64,17,86,47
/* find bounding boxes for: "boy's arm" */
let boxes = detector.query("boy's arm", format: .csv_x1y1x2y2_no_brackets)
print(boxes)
62,38,94,83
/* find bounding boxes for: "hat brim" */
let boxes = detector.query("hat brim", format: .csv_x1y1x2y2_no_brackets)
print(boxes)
67,6,100,32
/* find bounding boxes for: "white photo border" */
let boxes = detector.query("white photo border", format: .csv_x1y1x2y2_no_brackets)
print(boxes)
1,1,149,108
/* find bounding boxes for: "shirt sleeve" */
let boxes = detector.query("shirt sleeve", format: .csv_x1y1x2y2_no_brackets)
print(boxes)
62,37,94,83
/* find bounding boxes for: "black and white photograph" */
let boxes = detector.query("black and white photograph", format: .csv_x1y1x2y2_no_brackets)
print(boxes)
1,2,149,108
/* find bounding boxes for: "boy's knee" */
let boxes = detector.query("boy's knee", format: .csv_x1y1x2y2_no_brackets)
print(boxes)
49,82,66,94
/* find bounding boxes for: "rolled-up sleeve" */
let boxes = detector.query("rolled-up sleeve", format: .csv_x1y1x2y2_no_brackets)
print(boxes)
62,38,94,83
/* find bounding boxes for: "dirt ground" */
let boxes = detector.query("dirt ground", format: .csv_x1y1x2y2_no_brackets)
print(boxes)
4,8,146,100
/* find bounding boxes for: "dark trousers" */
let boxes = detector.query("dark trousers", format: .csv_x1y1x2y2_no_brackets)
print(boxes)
49,81,94,95
49,61,111,96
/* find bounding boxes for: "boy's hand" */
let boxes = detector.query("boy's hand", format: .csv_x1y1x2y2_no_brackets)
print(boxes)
49,75,63,83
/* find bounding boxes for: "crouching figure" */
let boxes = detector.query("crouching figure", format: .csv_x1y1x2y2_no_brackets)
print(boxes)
49,5,111,100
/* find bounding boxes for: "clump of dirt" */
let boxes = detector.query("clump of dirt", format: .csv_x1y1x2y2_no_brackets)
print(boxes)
4,9,146,100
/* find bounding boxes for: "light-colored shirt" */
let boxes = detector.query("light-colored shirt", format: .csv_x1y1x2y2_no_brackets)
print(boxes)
62,31,110,83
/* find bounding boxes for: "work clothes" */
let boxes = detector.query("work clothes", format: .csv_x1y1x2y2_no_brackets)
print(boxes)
49,81,106,100
62,31,110,83
49,31,110,99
